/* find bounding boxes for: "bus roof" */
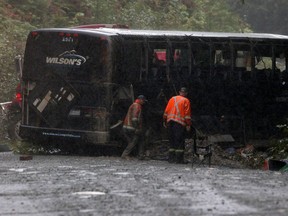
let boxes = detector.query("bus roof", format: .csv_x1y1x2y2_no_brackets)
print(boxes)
95,28,288,40
33,27,288,41
72,24,129,29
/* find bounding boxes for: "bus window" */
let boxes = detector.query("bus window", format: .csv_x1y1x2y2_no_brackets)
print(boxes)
253,45,272,80
171,42,190,82
191,43,210,80
150,49,166,82
211,43,231,81
233,45,252,69
255,57,272,70
274,47,287,82
276,53,286,72
235,51,247,68
254,45,271,68
154,50,166,64
274,47,287,74
233,50,251,81
148,42,167,82
234,44,253,81
214,50,231,67
122,41,143,83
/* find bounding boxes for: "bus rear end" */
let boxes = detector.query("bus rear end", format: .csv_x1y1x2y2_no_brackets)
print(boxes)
20,29,118,147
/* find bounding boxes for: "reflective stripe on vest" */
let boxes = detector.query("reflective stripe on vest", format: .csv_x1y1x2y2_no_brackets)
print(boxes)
167,96,189,126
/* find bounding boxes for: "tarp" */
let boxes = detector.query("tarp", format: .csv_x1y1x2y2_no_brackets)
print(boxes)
279,164,288,172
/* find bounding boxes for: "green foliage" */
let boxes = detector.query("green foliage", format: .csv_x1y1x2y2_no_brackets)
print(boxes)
0,14,34,101
268,139,288,159
159,0,190,30
268,124,288,159
118,1,158,29
186,0,251,32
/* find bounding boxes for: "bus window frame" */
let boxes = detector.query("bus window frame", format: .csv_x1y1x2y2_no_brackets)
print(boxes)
190,40,212,80
170,41,191,82
147,40,168,83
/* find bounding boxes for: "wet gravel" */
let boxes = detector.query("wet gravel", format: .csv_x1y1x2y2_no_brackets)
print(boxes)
0,151,288,216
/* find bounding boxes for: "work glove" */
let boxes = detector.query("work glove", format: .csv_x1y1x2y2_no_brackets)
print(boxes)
163,121,167,128
186,125,191,132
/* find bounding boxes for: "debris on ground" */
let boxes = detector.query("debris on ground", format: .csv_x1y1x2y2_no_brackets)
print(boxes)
145,139,267,169
0,123,284,171
280,164,288,172
19,155,33,161
263,158,288,171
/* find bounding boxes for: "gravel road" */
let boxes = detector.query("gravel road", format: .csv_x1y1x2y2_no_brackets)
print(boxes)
0,151,288,216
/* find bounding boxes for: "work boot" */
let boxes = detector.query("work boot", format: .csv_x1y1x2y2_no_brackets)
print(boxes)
121,155,134,160
168,150,176,163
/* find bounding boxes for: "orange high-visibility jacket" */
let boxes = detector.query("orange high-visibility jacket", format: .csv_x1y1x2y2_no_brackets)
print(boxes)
123,99,143,131
163,95,191,126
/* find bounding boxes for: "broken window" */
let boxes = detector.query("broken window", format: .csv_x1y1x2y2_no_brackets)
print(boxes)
148,42,167,82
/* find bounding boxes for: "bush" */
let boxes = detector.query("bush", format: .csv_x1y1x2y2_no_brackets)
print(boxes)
268,124,288,159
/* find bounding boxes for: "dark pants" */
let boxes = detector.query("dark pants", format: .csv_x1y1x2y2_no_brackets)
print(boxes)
121,129,144,157
167,121,186,150
167,121,186,163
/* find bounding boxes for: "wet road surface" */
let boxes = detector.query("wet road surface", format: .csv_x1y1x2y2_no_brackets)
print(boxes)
0,151,288,216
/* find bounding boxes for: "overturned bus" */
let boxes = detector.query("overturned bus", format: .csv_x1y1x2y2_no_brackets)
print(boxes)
19,26,288,150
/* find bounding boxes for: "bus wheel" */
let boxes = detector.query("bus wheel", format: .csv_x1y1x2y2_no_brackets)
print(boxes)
7,113,23,141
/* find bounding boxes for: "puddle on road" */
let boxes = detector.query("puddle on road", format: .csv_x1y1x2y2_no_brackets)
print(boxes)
72,191,106,198
58,166,73,168
114,172,130,176
110,190,135,197
79,209,95,213
9,168,26,172
90,164,107,168
74,190,136,198
9,168,39,175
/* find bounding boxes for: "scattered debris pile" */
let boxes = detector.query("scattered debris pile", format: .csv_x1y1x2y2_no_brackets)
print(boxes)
145,139,268,169
263,158,288,171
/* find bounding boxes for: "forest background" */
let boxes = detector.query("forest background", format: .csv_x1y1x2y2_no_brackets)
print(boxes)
1,0,288,102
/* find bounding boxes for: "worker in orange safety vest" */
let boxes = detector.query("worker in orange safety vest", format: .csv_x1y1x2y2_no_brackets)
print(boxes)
121,95,147,159
163,87,191,164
